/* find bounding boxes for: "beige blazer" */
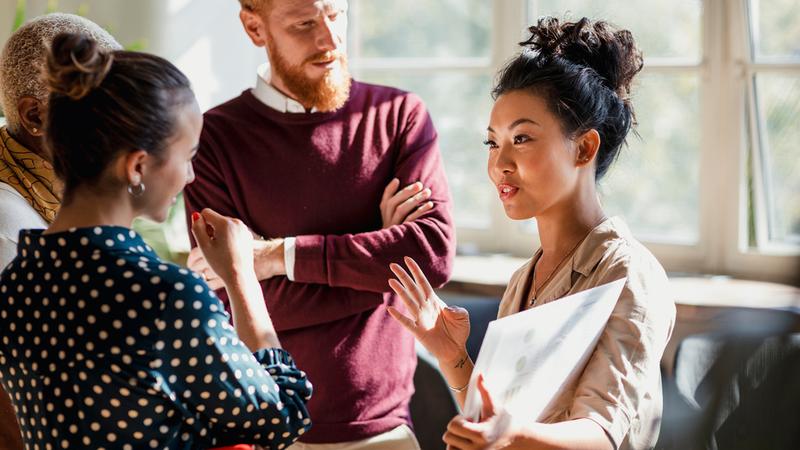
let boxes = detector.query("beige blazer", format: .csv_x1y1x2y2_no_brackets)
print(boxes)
497,217,675,450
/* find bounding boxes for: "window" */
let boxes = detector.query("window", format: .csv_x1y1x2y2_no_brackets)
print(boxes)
350,0,800,283
349,0,497,229
530,0,703,243
747,0,800,248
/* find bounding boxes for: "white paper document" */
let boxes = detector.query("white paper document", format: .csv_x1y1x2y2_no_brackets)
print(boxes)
463,278,627,423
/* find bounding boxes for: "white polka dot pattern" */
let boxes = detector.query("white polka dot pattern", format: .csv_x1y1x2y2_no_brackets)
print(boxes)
0,226,312,448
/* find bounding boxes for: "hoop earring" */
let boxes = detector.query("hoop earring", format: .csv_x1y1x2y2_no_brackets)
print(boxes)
127,182,146,197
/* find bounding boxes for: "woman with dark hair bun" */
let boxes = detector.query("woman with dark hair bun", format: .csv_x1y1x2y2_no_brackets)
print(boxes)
387,18,675,449
0,33,311,449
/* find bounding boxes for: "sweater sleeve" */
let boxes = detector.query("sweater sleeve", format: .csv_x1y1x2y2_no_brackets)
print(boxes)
156,277,312,449
183,126,240,237
291,95,456,293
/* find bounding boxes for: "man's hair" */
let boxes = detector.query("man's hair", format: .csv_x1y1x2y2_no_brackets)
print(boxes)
0,13,121,133
239,0,270,12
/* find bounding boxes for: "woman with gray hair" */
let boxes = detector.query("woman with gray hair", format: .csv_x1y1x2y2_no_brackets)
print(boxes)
0,13,120,450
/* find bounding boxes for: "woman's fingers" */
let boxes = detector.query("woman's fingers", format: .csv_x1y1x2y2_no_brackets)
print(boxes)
477,374,497,420
191,212,213,250
387,306,418,334
389,262,425,304
446,416,484,441
199,207,226,223
404,256,435,299
388,278,421,315
442,426,474,450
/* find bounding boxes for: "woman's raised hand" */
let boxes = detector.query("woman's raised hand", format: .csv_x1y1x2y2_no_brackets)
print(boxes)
190,209,255,286
387,256,470,364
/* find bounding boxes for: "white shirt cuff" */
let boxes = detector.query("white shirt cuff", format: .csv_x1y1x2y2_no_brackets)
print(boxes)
284,237,296,281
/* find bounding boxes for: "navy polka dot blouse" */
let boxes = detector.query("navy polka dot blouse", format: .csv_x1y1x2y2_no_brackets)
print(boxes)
0,226,312,449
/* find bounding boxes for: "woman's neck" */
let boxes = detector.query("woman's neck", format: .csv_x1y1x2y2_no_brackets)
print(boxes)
46,186,136,234
535,185,606,261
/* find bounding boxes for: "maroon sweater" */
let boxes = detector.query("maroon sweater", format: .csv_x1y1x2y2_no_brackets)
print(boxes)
184,81,455,443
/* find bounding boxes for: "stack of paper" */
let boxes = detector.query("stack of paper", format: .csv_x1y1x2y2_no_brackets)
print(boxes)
463,278,627,424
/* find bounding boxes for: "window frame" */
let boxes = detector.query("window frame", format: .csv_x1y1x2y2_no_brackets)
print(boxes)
348,0,800,284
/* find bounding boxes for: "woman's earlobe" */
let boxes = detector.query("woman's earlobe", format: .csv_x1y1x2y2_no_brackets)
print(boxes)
576,130,601,166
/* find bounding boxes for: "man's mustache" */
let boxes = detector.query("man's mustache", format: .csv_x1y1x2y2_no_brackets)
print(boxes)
305,51,345,65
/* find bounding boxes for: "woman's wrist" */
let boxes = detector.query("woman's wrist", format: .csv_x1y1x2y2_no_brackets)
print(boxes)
225,265,258,289
439,348,473,392
441,348,471,369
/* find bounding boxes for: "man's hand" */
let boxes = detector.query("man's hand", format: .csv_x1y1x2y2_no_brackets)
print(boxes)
188,235,287,288
253,237,286,281
187,246,225,290
380,178,434,228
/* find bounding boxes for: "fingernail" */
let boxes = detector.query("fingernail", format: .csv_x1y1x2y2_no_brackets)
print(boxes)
191,212,200,222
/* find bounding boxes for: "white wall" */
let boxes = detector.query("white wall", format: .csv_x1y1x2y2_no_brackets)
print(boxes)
0,0,266,111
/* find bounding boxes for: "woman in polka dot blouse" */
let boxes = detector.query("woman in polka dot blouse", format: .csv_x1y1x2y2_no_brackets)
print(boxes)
0,33,311,449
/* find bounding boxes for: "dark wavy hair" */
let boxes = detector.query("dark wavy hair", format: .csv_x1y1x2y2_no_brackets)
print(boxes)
493,17,644,180
44,32,194,199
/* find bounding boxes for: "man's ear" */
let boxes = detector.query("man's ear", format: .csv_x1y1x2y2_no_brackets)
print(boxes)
575,129,601,168
17,96,45,137
240,8,268,47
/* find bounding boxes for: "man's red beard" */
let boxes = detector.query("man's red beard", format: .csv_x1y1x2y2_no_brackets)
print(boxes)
267,40,352,112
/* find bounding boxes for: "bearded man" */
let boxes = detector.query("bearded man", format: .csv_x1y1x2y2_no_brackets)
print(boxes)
183,1,455,449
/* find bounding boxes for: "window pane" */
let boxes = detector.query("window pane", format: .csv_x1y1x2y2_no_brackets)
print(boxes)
600,73,701,242
750,0,800,59
351,0,491,58
531,0,702,60
755,74,800,244
358,72,494,228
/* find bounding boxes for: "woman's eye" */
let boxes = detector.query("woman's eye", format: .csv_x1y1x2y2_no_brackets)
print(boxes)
513,135,531,145
483,139,498,150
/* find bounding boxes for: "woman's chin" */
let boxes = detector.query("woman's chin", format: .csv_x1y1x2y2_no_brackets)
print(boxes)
142,209,169,224
503,204,535,221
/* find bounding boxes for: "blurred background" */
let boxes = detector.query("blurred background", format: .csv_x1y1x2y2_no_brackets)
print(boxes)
1,1,799,449
1,0,797,285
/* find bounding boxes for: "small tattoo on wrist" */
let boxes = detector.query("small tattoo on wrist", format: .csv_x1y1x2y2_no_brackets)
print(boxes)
454,357,467,369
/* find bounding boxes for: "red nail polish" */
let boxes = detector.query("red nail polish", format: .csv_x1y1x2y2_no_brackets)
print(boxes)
191,212,200,222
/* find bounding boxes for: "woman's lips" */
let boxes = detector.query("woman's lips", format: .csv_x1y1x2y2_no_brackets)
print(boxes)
497,183,519,201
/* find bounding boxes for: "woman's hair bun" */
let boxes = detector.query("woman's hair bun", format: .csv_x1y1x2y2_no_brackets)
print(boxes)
522,17,643,101
45,32,113,100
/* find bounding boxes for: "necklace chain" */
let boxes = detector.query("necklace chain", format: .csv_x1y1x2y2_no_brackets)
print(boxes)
529,217,607,306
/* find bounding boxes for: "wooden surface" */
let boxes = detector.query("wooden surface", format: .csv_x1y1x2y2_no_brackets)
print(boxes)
444,255,800,310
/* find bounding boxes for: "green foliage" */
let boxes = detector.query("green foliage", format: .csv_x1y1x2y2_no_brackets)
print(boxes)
10,1,141,50
13,0,26,31
132,194,191,265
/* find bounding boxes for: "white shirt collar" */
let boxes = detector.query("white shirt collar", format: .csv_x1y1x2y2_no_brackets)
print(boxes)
252,63,316,113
